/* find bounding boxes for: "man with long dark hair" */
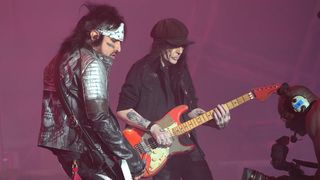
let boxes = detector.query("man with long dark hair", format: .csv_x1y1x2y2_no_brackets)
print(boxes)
117,18,231,180
38,3,145,180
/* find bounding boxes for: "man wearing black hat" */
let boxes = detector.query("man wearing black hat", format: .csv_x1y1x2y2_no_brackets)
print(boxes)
116,18,231,180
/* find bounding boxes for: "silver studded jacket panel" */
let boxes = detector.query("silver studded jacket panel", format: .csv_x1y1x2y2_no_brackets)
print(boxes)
82,60,107,100
80,48,113,101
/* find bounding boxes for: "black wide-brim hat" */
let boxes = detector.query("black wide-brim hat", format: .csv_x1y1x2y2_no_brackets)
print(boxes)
150,18,194,47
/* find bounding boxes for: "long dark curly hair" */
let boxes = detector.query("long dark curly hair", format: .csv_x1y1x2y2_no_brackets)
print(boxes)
58,3,125,55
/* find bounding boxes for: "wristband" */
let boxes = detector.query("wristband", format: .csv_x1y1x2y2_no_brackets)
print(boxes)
147,122,155,131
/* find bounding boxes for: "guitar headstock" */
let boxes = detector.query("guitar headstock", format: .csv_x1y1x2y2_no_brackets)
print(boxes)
252,83,281,101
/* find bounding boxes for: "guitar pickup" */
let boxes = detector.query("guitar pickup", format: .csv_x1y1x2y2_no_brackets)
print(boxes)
146,138,158,149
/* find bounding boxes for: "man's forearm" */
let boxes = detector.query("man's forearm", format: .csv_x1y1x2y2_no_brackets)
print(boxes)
117,109,151,130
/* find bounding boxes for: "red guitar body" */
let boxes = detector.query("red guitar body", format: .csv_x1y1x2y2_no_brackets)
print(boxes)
123,105,193,177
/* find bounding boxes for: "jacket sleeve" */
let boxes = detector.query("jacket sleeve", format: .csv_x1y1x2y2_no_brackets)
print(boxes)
81,60,145,176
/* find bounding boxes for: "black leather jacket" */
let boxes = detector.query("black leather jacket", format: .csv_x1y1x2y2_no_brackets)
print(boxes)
38,48,145,176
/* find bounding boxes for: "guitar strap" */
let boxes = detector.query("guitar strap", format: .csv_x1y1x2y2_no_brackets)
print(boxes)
54,53,119,179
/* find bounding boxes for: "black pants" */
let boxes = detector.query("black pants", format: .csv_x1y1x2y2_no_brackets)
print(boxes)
153,154,213,180
52,149,123,180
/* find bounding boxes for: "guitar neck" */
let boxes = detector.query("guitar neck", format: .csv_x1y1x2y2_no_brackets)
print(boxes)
171,92,255,136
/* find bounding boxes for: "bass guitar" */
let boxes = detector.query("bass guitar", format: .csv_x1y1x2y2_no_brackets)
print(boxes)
123,83,280,177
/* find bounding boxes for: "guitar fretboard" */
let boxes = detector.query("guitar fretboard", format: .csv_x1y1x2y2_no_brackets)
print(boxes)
171,92,255,136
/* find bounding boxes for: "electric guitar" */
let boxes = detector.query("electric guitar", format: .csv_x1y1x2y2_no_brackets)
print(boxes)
123,83,281,177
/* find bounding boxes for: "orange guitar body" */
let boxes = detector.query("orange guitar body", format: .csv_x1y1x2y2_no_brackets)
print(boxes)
123,105,194,177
